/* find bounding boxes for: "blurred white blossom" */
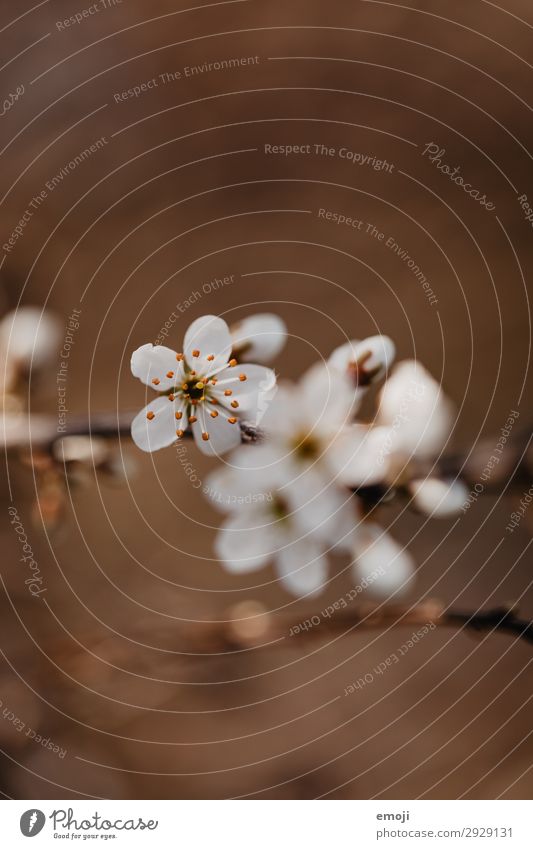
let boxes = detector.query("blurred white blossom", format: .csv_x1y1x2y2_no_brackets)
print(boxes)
230,313,287,364
0,306,61,375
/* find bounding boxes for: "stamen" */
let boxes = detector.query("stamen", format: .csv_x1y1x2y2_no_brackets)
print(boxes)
207,354,214,361
228,417,238,424
176,353,184,361
168,393,175,401
189,415,197,424
181,383,188,391
189,370,196,377
175,411,183,420
239,373,247,382
230,400,239,408
192,349,200,358
210,410,218,418
146,411,155,420
229,358,237,367
152,378,160,386
176,429,184,438
166,371,174,378
224,389,232,396
202,432,210,441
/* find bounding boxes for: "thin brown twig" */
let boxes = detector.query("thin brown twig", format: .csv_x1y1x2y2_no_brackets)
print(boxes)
179,601,533,652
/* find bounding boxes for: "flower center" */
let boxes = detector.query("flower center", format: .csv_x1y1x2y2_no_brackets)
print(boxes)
293,433,320,460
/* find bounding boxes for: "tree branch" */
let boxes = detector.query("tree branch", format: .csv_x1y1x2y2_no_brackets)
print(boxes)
180,601,533,652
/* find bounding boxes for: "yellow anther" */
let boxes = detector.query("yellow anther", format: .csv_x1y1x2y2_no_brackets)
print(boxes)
146,411,155,420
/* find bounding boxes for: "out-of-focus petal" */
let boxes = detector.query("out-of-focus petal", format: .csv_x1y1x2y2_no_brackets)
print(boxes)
378,360,453,457
275,538,328,597
299,361,361,433
408,476,468,517
284,465,356,544
184,315,232,372
326,425,391,487
131,395,184,452
205,444,291,512
131,343,184,392
330,335,395,383
215,508,282,572
231,313,287,363
353,524,415,598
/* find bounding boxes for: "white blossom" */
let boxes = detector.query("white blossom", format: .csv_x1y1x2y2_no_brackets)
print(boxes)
0,307,61,372
130,315,275,456
206,443,358,596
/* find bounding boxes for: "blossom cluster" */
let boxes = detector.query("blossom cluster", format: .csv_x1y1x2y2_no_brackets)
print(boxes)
131,313,466,598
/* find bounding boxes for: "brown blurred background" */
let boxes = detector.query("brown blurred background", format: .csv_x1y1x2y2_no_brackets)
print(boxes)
0,0,532,799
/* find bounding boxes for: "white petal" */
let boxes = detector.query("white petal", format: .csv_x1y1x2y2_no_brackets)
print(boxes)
0,307,61,369
409,477,468,517
231,313,287,363
378,360,453,457
259,383,306,440
204,444,290,511
131,395,184,452
275,537,328,597
329,339,361,372
283,466,357,545
326,425,391,487
131,343,183,391
184,315,231,372
215,508,282,572
354,335,395,379
299,361,360,432
191,410,242,457
353,524,415,598
214,364,277,425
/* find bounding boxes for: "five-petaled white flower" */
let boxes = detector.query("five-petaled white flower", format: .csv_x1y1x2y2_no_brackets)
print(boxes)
206,444,357,596
130,315,276,456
